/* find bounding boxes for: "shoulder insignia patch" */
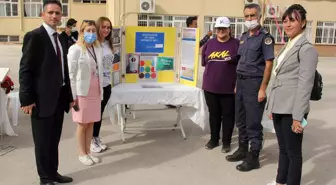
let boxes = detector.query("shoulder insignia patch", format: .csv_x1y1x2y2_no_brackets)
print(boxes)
240,40,244,44
264,37,273,45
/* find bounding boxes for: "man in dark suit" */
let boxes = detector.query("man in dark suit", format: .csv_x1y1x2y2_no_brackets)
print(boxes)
59,18,78,49
19,1,74,185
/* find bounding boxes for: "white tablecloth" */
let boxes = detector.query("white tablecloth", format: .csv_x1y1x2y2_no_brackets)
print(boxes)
107,83,208,130
0,89,18,136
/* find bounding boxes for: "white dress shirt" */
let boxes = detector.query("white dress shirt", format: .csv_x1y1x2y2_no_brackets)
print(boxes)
42,23,65,83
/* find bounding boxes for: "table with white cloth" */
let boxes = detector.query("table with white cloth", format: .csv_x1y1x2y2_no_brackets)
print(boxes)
0,89,18,137
0,88,17,155
107,83,208,142
0,67,18,137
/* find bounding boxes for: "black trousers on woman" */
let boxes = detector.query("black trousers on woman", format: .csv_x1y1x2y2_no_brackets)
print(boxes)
93,84,112,137
273,113,308,185
204,90,235,146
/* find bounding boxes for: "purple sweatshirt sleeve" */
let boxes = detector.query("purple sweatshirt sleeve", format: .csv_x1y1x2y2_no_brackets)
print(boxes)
229,39,240,64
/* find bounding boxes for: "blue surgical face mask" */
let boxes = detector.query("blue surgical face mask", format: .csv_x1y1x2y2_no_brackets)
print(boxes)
84,32,97,44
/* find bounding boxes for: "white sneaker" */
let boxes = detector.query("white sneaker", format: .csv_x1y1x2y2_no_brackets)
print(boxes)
79,155,94,166
88,154,100,163
90,138,102,153
96,137,108,151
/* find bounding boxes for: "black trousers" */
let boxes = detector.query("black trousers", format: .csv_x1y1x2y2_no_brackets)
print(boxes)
204,90,235,146
273,113,307,185
31,87,67,183
93,84,111,137
235,77,265,152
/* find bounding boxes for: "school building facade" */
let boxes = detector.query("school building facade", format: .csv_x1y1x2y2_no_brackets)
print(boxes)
1,0,336,56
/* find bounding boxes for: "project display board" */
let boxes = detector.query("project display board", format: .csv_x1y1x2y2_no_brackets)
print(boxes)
111,27,122,87
124,26,176,83
179,28,200,87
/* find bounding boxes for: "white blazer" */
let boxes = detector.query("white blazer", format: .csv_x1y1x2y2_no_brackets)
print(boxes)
68,44,104,100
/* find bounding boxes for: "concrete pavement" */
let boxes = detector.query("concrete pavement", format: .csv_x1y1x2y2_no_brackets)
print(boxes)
0,44,335,185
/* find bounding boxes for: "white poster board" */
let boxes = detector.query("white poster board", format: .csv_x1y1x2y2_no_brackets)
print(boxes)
180,28,197,81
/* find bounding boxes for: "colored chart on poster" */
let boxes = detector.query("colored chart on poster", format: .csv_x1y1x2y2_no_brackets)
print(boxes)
138,56,157,81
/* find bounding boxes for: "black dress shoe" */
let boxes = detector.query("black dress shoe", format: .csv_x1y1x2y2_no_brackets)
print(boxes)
205,140,219,150
221,145,231,153
55,174,73,183
40,182,55,185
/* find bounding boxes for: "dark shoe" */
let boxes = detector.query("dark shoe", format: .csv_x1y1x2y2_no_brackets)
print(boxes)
205,140,219,150
236,151,260,172
225,142,248,162
221,145,231,153
40,182,55,185
54,174,73,183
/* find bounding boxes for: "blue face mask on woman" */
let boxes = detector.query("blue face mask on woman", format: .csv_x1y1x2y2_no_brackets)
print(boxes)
84,32,97,44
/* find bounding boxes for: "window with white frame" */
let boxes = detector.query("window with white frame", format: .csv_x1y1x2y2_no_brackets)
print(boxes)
263,18,288,43
204,16,247,39
0,0,18,17
137,14,189,29
304,21,313,43
263,19,313,43
24,0,68,17
73,0,106,3
0,35,20,42
315,21,336,44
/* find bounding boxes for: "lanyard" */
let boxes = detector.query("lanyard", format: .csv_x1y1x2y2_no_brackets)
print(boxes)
86,46,97,64
86,46,98,72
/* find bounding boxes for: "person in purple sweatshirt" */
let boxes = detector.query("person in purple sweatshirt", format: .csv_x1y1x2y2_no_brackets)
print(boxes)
202,17,240,153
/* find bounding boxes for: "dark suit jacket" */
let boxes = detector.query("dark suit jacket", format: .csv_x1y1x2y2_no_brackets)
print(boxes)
71,31,78,40
19,25,73,117
59,31,76,50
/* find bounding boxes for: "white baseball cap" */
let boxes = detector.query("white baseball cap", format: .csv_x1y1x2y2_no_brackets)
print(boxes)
214,17,231,28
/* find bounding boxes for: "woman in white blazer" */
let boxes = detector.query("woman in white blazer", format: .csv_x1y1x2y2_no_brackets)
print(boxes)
266,4,318,185
68,20,104,166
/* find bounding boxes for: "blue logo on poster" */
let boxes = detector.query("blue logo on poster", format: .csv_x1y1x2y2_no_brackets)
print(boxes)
135,32,164,53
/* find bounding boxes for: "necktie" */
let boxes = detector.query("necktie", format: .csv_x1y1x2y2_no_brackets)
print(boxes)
52,32,63,82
